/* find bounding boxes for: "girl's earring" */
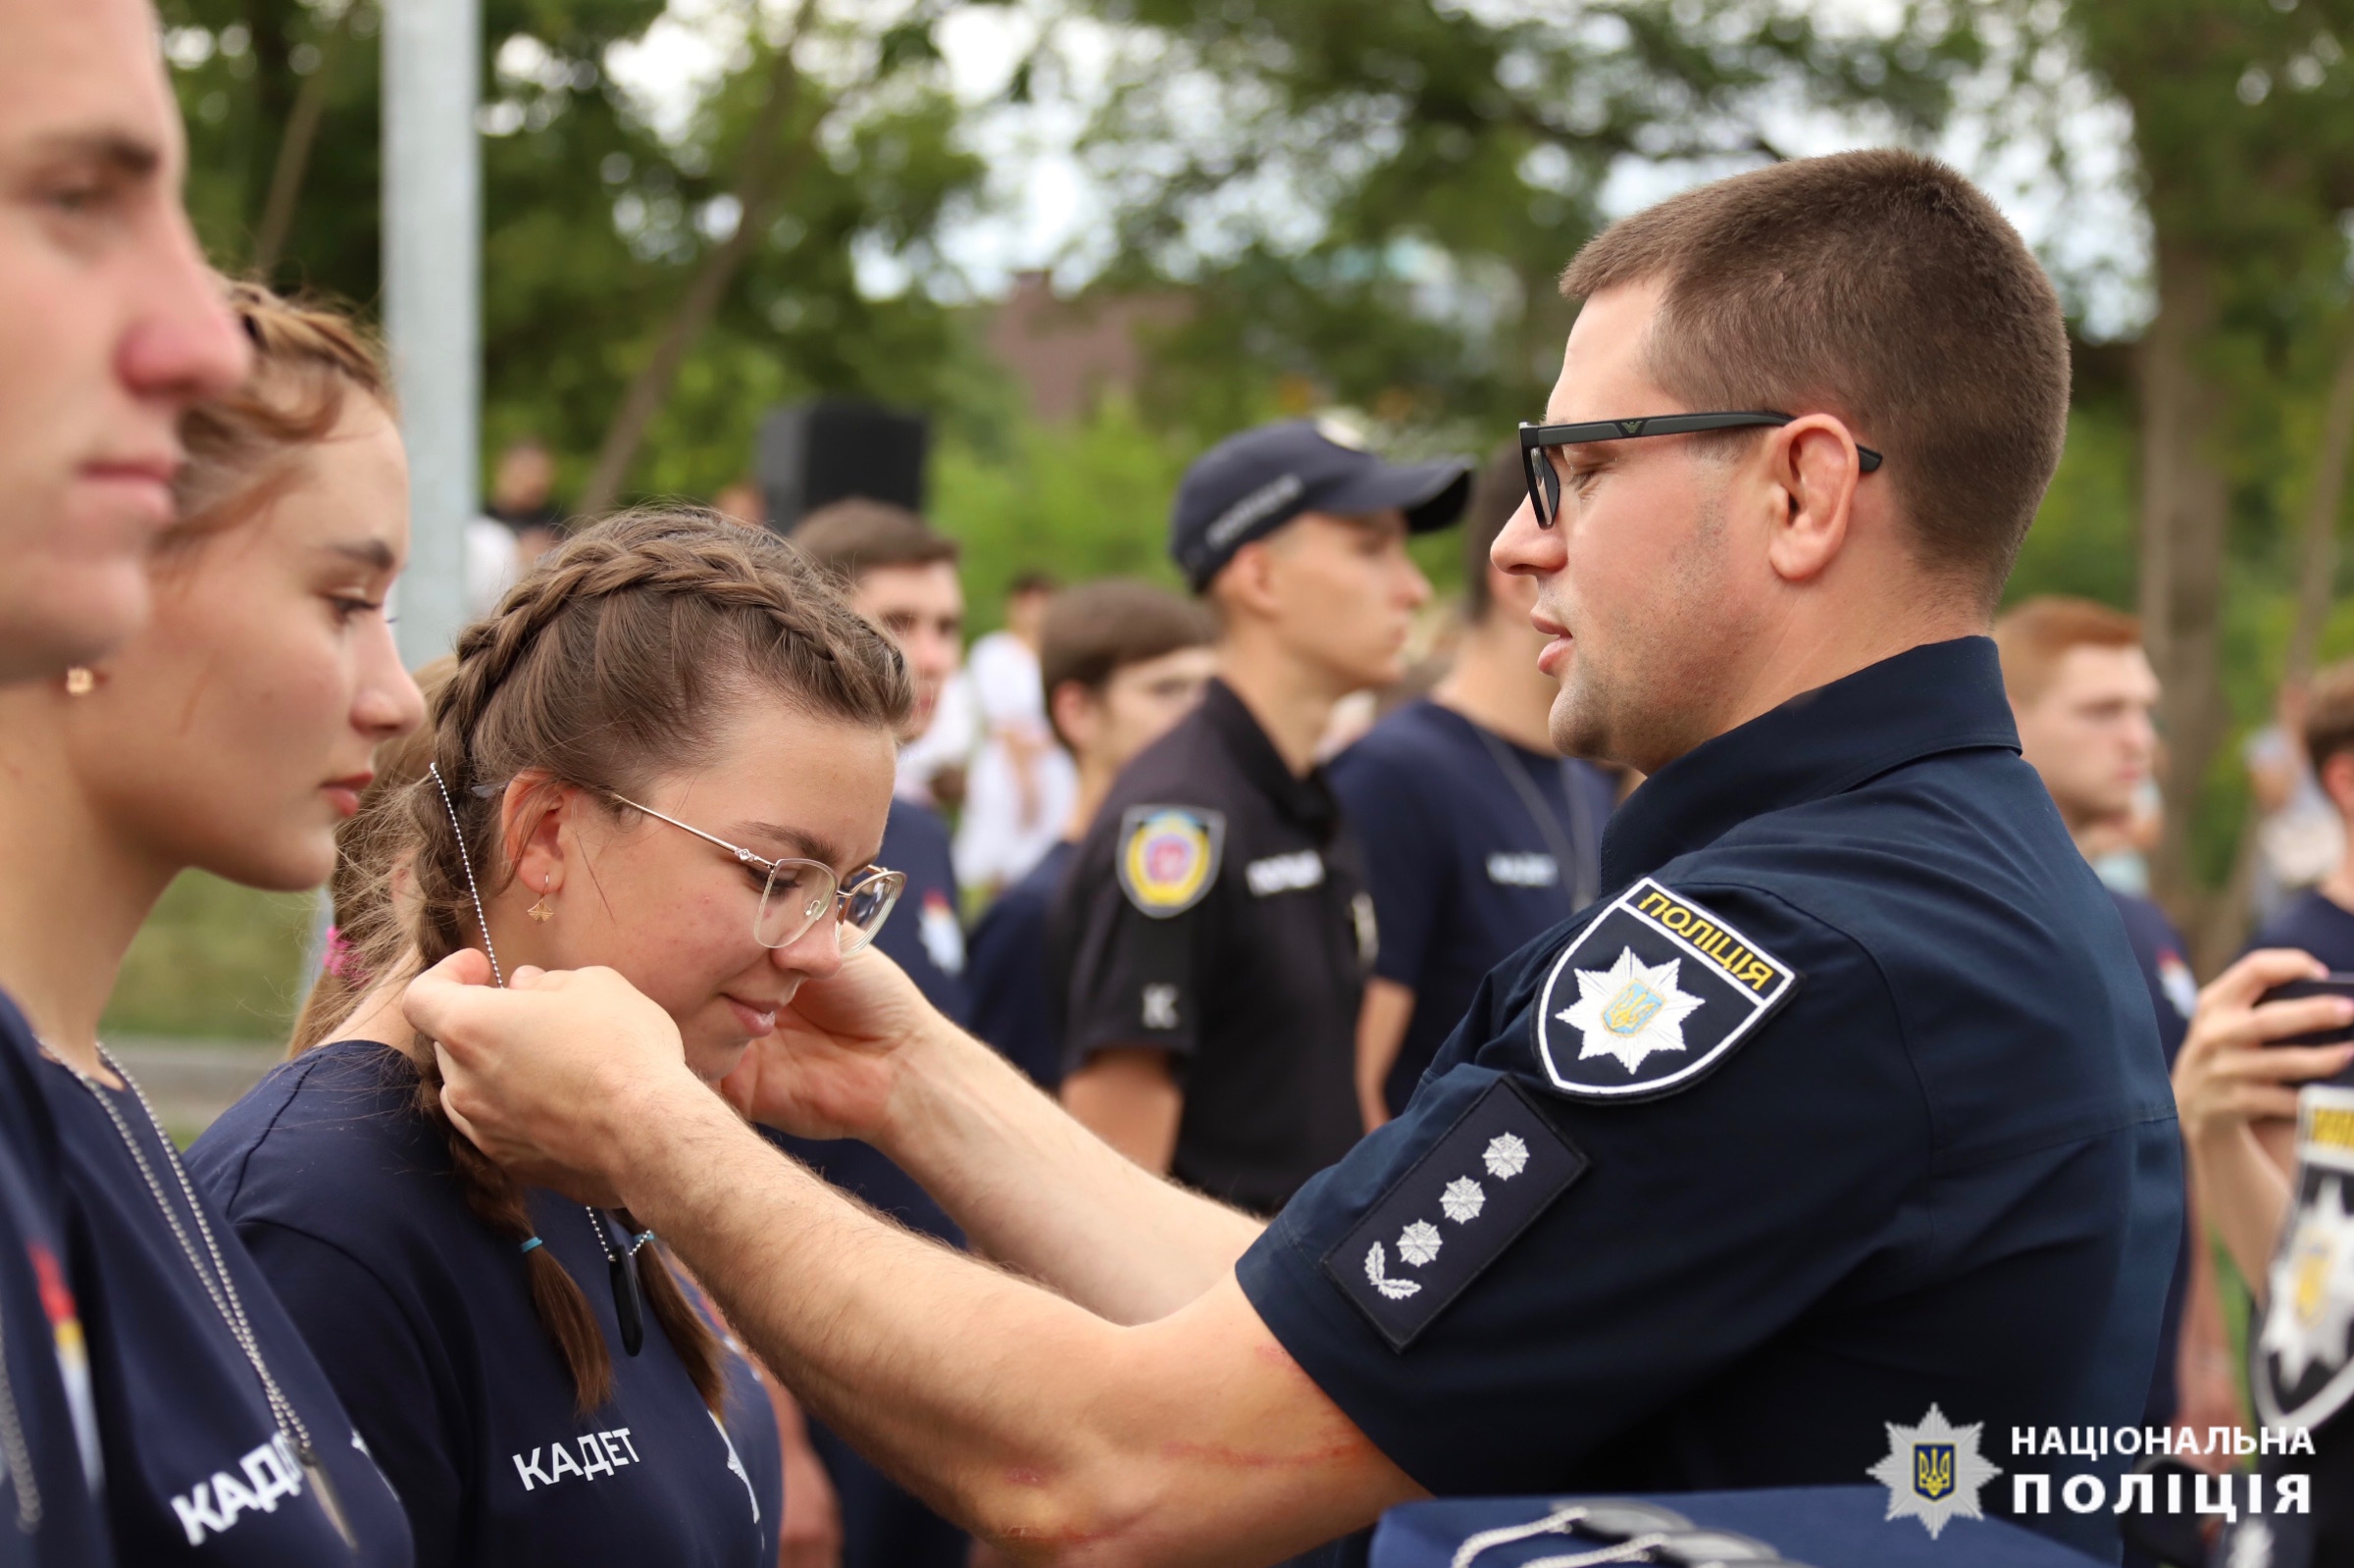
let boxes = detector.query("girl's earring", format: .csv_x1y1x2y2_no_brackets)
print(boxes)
527,875,555,923
63,668,96,696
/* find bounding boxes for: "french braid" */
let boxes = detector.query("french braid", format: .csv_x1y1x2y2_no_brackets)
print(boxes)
381,506,909,1414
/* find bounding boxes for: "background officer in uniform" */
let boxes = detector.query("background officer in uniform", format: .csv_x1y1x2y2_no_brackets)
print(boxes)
967,580,1216,1092
1330,446,1618,1128
416,149,2180,1567
1050,421,1469,1208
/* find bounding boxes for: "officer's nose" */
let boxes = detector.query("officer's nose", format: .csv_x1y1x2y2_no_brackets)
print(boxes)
1492,496,1561,579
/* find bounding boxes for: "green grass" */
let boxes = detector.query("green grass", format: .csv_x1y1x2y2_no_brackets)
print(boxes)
101,871,317,1045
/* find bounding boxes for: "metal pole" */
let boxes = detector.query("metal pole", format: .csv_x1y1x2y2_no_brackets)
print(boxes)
383,0,481,668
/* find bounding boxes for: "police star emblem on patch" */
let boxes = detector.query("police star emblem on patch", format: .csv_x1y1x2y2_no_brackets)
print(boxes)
1531,878,1798,1101
1115,806,1224,919
2256,1086,2354,1430
1867,1403,2001,1539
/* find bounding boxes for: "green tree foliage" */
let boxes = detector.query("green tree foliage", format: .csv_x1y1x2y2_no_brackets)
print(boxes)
155,0,989,508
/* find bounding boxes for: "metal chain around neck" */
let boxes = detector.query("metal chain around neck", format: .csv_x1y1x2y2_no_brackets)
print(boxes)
428,761,505,988
66,1048,311,1455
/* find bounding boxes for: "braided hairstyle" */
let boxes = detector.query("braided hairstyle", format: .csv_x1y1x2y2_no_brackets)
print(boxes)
374,506,910,1414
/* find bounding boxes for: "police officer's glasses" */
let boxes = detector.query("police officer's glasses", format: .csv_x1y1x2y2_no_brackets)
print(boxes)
610,795,905,953
1518,412,1884,530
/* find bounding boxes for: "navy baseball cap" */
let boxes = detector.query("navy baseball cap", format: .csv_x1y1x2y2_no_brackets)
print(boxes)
1170,419,1473,592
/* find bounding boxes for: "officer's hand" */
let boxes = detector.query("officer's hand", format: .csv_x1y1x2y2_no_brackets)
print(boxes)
2173,948,2354,1147
405,949,701,1203
718,944,942,1142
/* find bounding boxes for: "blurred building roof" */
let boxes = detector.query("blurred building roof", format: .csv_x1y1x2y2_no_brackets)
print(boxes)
984,271,1188,424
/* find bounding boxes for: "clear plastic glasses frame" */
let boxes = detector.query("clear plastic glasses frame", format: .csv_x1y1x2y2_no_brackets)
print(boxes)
610,794,905,954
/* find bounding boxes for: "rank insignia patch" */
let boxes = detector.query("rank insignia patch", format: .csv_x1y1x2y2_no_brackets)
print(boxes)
1321,1077,1587,1349
1531,877,1798,1101
2254,1085,2354,1431
1117,806,1224,918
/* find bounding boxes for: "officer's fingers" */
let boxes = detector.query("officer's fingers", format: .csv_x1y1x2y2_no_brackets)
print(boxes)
2227,1085,2308,1124
2201,946,2328,1010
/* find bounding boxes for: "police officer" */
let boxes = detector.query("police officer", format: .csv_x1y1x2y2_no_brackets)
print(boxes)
417,149,2180,1567
1329,446,1618,1128
1050,420,1468,1210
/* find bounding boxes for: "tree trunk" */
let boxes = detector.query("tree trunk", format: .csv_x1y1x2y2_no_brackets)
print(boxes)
251,13,347,275
2140,240,2235,934
578,4,818,519
2190,322,2354,970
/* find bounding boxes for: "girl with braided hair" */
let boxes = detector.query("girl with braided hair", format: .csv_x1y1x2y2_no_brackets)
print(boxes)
188,506,913,1568
0,279,420,1565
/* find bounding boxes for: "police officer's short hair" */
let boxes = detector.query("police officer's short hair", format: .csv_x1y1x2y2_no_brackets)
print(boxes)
1460,444,1527,626
1561,149,2069,608
791,498,958,585
2305,658,2354,778
1040,580,1215,748
1992,596,2142,708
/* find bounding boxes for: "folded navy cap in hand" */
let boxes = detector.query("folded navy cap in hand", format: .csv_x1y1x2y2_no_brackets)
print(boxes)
1170,419,1472,592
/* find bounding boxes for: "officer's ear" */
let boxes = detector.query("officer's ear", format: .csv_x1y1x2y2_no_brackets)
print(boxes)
1760,415,1865,586
1209,540,1286,623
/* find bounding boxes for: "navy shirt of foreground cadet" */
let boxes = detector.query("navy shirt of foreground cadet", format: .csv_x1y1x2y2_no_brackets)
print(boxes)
2250,885,2354,972
967,839,1076,1091
1328,699,1615,1117
1236,638,2182,1564
0,995,111,1568
35,1051,412,1568
185,1040,779,1568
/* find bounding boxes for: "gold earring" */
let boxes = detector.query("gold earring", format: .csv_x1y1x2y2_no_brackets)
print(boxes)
527,876,554,923
63,668,95,696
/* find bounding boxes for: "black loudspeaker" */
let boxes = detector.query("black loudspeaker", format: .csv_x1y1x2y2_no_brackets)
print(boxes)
757,400,930,534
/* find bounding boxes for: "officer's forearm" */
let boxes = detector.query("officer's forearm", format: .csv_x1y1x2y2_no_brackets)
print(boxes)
611,1096,1408,1564
878,1019,1262,1323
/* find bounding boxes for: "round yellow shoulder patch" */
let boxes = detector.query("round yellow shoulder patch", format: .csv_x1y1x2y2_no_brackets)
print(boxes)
1117,807,1223,918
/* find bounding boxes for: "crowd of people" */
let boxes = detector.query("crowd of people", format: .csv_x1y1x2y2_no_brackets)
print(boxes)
1,2,2351,1567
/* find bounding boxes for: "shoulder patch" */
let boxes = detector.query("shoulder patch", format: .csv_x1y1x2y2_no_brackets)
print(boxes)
1531,876,1799,1102
2253,1085,2354,1432
1320,1076,1587,1350
1116,806,1225,918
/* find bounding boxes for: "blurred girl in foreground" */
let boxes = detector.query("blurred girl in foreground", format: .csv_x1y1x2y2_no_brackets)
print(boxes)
0,282,420,1564
190,509,910,1567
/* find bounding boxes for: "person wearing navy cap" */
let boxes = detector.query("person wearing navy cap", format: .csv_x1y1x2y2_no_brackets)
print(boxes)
1049,417,1467,1211
415,149,2180,1567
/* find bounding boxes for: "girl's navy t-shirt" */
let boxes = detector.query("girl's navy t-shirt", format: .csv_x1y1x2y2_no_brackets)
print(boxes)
34,1051,413,1567
185,1041,782,1568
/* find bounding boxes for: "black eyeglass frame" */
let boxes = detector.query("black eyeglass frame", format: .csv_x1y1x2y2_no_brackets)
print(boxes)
1518,412,1884,530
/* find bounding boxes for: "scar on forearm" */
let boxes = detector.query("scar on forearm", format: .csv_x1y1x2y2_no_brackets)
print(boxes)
1157,1435,1373,1470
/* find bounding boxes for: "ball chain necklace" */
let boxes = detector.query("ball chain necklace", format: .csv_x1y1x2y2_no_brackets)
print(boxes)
60,1046,357,1548
430,762,657,1356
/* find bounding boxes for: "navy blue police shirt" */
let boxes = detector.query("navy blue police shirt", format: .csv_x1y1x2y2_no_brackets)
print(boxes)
0,996,109,1568
2108,888,2196,1433
1236,638,2182,1563
36,1052,412,1568
769,794,971,1246
1329,699,1615,1116
967,839,1076,1091
185,1040,780,1568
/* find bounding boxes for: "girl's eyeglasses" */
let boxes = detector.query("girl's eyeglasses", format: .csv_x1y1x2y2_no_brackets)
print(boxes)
610,795,904,954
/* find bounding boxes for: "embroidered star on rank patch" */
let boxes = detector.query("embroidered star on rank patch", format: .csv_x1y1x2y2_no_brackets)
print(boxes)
1321,1077,1588,1349
1531,877,1799,1102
